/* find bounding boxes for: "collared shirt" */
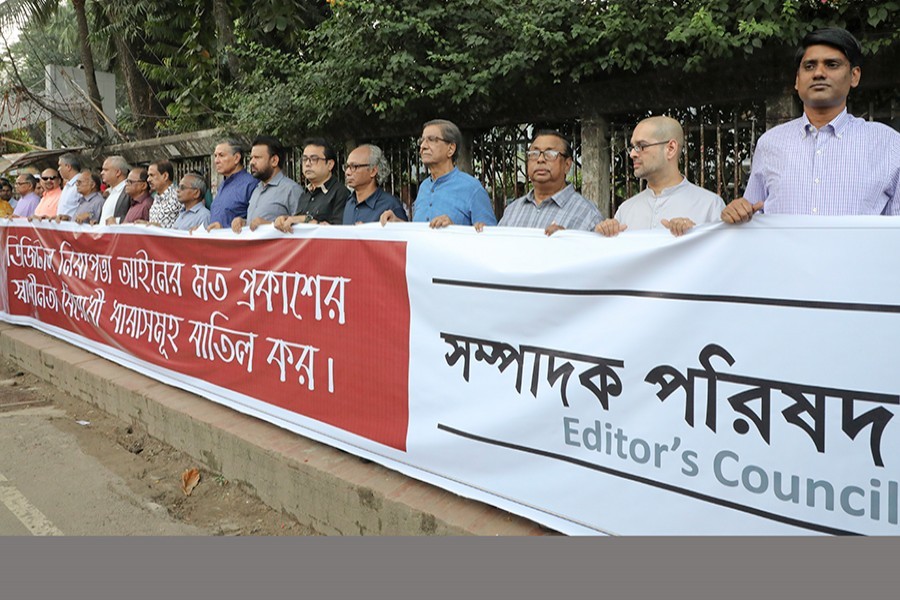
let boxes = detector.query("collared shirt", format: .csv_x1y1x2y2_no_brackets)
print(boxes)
173,202,210,231
12,192,40,218
246,171,302,223
614,178,724,229
210,168,256,227
56,174,82,218
33,187,62,217
73,191,105,223
744,109,900,215
342,187,408,225
148,185,181,228
296,174,350,224
498,184,602,230
123,192,153,223
413,167,497,226
100,180,127,223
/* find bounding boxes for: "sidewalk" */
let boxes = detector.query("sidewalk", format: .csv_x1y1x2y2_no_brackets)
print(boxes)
0,323,551,536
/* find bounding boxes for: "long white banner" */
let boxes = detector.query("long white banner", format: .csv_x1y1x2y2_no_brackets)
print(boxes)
2,217,898,535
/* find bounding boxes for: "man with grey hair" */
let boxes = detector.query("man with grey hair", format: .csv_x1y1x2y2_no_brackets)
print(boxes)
99,155,132,224
596,116,723,237
55,152,83,218
173,173,211,231
207,138,257,230
380,118,496,228
341,144,407,224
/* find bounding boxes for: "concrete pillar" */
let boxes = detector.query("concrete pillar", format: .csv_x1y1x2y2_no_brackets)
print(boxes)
581,115,611,218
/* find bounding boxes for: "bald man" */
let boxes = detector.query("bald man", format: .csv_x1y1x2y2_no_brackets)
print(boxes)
596,116,724,237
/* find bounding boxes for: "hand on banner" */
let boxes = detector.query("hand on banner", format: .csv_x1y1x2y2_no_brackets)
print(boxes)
474,222,487,232
206,222,222,232
661,217,696,237
380,209,403,226
55,215,71,223
230,217,246,234
721,197,764,224
429,214,453,229
105,216,118,226
249,217,271,231
274,215,297,233
595,218,627,237
544,222,565,236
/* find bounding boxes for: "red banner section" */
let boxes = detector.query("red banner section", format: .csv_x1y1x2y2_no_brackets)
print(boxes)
3,227,411,450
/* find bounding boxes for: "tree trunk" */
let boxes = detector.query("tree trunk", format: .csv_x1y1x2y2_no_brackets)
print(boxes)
71,0,106,134
212,0,240,82
109,27,166,140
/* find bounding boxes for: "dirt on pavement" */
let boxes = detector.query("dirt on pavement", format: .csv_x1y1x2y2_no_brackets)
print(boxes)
0,359,317,536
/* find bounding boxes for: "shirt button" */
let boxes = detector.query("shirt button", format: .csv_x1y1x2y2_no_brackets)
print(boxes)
814,178,820,184
813,207,818,214
816,150,822,156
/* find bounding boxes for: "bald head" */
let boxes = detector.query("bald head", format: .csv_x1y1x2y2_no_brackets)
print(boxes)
637,116,684,151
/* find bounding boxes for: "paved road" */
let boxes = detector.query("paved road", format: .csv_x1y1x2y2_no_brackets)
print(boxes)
0,405,205,536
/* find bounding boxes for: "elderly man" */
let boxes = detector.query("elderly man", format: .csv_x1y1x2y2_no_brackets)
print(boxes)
476,130,601,235
596,116,724,237
12,174,40,218
275,144,406,231
32,168,62,218
207,139,257,230
231,135,301,233
64,170,105,224
117,167,153,224
146,160,181,228
173,173,211,231
55,153,83,218
99,155,131,224
381,119,496,228
722,27,900,223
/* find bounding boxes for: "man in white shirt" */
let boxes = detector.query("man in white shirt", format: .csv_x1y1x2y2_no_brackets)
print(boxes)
98,155,131,225
596,116,724,237
55,153,83,218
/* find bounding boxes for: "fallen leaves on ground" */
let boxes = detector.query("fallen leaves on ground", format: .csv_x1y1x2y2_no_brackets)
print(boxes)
181,468,201,496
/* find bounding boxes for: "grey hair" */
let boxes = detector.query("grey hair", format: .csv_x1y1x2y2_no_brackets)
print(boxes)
59,152,82,171
183,172,207,197
106,155,131,177
365,144,391,185
218,138,245,161
423,119,463,161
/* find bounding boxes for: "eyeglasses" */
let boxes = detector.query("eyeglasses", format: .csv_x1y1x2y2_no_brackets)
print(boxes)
40,176,59,181
525,149,567,161
301,156,328,165
177,184,197,191
344,163,373,172
417,135,449,146
626,140,670,154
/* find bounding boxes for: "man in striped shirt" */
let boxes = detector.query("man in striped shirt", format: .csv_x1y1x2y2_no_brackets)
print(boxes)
475,130,602,235
722,27,900,223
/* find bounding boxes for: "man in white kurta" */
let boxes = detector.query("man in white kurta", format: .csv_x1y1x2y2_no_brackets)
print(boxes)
596,116,724,237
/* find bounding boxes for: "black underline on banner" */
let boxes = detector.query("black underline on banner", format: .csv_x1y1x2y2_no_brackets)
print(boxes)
431,278,900,314
437,424,861,536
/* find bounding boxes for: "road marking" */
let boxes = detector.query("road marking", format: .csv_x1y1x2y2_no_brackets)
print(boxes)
0,472,64,536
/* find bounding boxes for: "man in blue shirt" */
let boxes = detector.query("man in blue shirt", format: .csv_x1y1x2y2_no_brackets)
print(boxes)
380,119,497,228
206,139,258,230
342,144,407,224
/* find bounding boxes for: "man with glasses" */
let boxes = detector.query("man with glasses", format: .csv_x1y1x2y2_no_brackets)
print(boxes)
380,119,496,228
722,27,899,223
290,137,349,225
596,116,724,237
173,174,211,231
66,170,105,224
55,153,83,219
231,135,301,233
476,130,601,235
32,168,62,218
119,167,153,224
12,174,40,218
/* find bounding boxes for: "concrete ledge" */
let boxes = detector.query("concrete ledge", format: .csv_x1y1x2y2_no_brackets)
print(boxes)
0,323,552,536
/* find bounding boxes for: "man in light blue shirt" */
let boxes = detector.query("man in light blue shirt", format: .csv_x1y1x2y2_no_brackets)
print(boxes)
55,153,83,218
380,119,497,228
173,173,211,231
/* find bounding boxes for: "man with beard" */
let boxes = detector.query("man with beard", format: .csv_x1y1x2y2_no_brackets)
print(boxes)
595,116,724,237
231,135,301,233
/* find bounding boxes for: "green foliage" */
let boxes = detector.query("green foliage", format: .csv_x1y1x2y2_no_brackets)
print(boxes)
221,0,898,136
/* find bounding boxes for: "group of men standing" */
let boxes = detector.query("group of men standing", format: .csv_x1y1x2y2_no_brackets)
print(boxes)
2,28,897,236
